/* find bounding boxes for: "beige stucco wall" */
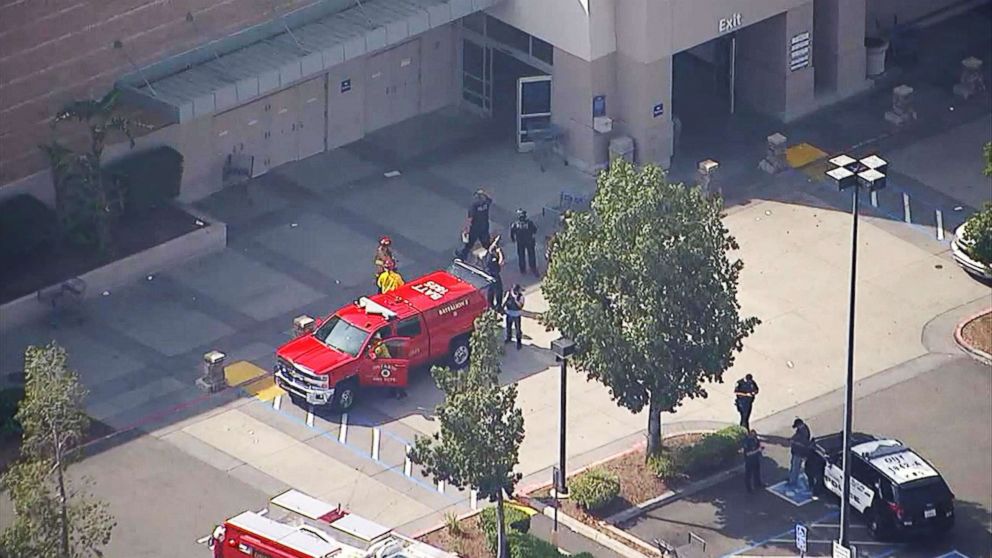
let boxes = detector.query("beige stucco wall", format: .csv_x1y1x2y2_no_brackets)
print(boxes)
486,0,596,60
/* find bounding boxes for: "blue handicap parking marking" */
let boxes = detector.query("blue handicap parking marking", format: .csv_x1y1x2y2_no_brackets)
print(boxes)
766,479,815,506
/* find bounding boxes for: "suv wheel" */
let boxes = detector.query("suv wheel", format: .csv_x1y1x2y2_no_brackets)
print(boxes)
333,381,357,412
450,336,471,369
866,508,889,541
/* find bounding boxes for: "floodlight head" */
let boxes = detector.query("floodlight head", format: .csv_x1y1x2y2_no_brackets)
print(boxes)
829,154,858,168
857,168,887,191
551,337,576,359
826,166,858,191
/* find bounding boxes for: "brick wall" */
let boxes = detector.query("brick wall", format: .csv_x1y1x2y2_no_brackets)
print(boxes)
0,0,311,188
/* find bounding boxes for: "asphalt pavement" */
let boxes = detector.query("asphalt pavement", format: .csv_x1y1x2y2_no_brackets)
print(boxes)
620,354,992,558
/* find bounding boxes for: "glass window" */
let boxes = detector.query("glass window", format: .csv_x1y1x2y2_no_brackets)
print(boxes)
486,15,530,54
396,317,422,338
532,37,553,65
520,80,551,114
463,40,484,77
313,316,368,357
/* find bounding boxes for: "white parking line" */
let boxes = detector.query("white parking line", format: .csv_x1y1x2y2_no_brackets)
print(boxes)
404,445,412,476
196,535,211,545
438,480,445,494
371,428,380,461
471,489,478,510
273,395,281,411
306,408,314,427
338,412,348,443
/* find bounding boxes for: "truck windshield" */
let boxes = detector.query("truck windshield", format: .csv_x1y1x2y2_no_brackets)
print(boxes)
313,316,367,357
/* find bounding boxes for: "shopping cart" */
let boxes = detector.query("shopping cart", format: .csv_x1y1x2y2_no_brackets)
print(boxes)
527,123,566,172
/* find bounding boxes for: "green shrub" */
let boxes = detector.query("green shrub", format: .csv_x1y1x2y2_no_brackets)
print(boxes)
480,505,531,554
507,530,591,558
962,203,992,267
0,195,56,261
647,449,685,480
569,468,620,512
0,387,25,438
681,426,747,477
105,146,183,214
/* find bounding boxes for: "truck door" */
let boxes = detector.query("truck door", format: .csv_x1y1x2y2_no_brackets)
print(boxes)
361,337,411,388
395,316,429,365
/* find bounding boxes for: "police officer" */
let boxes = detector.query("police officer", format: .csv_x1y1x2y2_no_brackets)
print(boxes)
484,236,505,311
502,284,525,350
457,189,493,260
789,418,812,490
510,209,539,275
742,429,764,493
734,373,759,429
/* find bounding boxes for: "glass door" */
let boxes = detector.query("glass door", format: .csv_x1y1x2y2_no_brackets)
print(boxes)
516,75,551,152
462,39,492,117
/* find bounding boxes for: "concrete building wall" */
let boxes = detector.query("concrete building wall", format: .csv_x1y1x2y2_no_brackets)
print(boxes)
0,0,314,189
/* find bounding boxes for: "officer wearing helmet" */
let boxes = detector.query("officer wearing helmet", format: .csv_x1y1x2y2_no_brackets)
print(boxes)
510,208,539,275
457,189,493,260
374,236,396,290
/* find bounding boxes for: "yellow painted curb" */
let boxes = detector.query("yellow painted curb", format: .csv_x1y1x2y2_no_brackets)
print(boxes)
224,361,284,401
786,142,828,169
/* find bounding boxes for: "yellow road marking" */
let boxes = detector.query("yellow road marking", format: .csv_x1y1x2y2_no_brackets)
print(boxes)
786,142,828,169
224,361,285,401
506,500,538,517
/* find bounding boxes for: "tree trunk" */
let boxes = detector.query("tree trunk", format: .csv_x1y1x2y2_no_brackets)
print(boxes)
53,426,71,558
495,496,509,558
646,398,663,458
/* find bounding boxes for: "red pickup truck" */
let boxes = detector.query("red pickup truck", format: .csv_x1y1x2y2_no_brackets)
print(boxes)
274,261,493,410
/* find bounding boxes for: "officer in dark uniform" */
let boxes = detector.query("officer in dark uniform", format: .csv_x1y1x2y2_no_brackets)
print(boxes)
734,373,759,429
457,189,493,260
510,209,539,275
484,237,504,311
741,429,764,493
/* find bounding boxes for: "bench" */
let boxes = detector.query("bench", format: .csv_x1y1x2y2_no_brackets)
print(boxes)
36,277,87,327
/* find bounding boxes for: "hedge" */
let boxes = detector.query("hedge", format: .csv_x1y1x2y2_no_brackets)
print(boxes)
569,467,621,512
507,530,594,558
0,195,56,262
480,505,530,555
105,146,183,214
649,426,747,479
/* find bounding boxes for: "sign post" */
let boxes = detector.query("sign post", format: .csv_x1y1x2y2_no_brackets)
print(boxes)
833,540,852,558
795,523,807,557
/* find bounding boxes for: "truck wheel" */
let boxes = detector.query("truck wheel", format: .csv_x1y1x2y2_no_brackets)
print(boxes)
450,336,471,369
333,381,357,412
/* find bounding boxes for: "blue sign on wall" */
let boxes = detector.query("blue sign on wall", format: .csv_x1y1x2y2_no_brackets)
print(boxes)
652,102,664,118
341,79,352,93
593,95,606,117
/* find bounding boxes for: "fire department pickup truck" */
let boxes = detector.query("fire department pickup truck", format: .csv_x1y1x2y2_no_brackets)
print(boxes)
209,489,456,558
274,260,493,410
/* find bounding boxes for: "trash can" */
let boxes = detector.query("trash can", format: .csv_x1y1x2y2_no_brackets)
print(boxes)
609,136,635,165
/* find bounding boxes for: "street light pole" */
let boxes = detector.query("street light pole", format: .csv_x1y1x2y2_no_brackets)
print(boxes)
825,154,887,552
839,185,860,548
551,337,575,496
559,356,568,495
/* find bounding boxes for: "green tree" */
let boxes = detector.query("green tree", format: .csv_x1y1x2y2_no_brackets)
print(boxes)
983,142,991,177
409,312,525,558
962,203,992,268
541,161,759,457
39,89,138,253
0,343,115,558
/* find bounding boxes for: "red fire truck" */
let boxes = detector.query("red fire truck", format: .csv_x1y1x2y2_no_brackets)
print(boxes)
208,490,457,558
274,260,493,410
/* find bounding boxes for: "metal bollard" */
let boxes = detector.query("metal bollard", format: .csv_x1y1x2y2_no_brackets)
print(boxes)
293,315,316,336
697,159,720,195
197,350,227,393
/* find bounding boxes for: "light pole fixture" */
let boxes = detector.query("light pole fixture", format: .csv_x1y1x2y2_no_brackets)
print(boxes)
824,153,887,550
551,336,575,496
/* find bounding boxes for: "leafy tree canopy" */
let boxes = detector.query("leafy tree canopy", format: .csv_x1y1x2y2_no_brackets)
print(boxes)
541,160,759,455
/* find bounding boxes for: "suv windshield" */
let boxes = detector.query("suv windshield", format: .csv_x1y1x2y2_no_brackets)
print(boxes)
313,316,368,357
898,478,953,510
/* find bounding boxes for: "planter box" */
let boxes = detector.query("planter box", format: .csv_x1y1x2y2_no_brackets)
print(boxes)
0,216,226,334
